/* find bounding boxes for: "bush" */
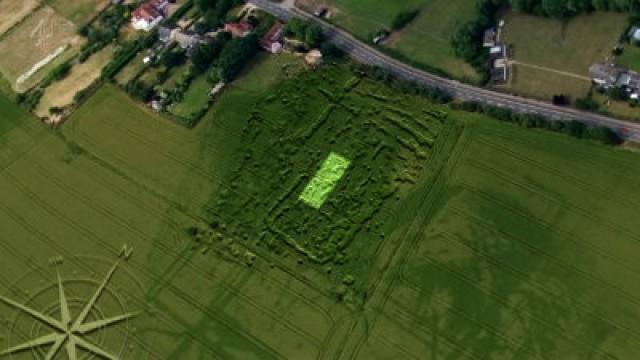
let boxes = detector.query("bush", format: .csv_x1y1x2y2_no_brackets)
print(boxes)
391,9,419,30
575,96,600,111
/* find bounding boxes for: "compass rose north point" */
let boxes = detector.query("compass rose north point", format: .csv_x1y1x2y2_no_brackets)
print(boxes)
0,260,138,360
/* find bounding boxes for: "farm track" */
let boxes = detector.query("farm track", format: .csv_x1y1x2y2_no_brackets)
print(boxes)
0,171,303,360
463,158,640,273
398,252,619,360
452,186,640,310
5,158,332,349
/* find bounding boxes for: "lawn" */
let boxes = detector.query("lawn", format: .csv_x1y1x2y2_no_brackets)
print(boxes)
36,44,116,117
387,0,480,81
617,43,640,72
168,75,212,120
299,0,480,80
502,11,626,99
299,0,427,38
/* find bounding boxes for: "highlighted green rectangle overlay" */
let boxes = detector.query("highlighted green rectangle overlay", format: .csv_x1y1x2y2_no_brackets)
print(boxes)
299,152,351,209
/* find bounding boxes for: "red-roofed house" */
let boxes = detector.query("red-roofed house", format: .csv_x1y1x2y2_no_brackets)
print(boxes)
132,0,168,31
224,22,253,38
260,22,284,53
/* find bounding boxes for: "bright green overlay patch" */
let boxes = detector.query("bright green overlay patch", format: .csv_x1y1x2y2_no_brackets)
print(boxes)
299,152,351,209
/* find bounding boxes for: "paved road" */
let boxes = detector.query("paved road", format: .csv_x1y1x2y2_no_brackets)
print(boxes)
249,0,640,141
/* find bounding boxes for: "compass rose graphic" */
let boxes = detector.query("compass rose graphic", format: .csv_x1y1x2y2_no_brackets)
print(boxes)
0,260,137,360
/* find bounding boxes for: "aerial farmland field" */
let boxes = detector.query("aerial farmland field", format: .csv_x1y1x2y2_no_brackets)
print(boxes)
2,53,640,359
0,6,83,92
0,0,40,36
43,0,109,26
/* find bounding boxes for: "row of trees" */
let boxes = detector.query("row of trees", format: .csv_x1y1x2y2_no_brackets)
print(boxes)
452,100,622,144
194,0,243,30
450,0,498,79
350,62,621,145
502,0,640,19
78,3,132,62
285,18,324,48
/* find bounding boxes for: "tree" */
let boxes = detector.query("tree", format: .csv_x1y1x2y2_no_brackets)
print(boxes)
285,18,307,39
608,86,629,101
191,40,224,73
575,96,599,111
552,94,570,106
161,48,186,68
217,35,258,81
305,24,323,48
391,9,419,30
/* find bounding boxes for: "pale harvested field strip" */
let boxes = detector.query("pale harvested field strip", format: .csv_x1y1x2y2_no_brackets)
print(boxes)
36,45,116,117
0,0,40,36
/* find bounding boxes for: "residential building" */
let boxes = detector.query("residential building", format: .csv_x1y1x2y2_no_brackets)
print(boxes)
629,26,640,42
132,0,168,32
483,28,497,48
305,49,323,66
590,63,624,88
260,22,284,53
488,44,508,83
224,22,253,38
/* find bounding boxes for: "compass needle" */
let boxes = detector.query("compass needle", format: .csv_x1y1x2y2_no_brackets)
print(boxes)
0,332,63,356
57,271,71,327
0,295,64,331
74,335,119,360
45,335,66,360
65,335,78,360
74,312,138,334
73,261,119,329
2,257,136,360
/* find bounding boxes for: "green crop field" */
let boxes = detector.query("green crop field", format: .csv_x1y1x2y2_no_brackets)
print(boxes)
2,53,640,359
